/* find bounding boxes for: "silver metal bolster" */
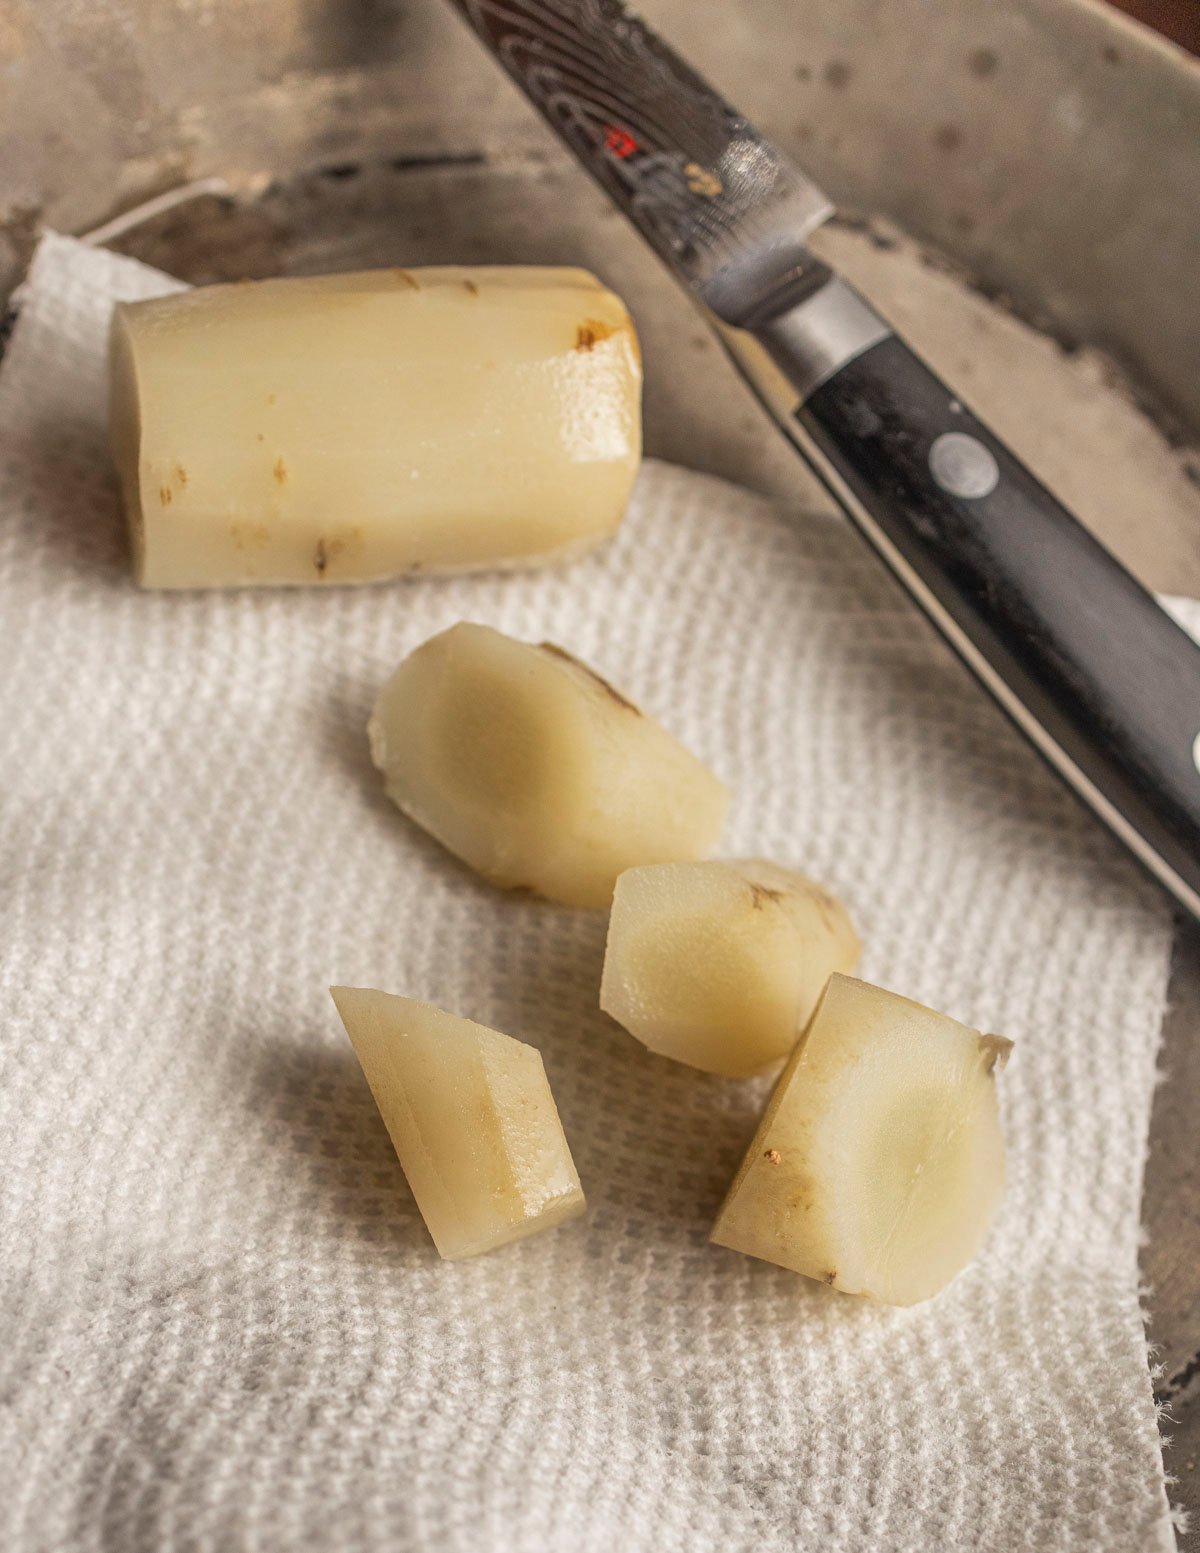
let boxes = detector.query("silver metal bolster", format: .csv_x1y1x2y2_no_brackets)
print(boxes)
753,276,892,404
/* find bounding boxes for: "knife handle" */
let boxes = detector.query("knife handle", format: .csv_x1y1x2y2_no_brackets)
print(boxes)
742,280,1200,917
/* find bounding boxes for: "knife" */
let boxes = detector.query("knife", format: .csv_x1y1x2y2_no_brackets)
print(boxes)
447,0,1200,921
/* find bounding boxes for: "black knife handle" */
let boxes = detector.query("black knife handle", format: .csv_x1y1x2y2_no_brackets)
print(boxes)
757,310,1200,915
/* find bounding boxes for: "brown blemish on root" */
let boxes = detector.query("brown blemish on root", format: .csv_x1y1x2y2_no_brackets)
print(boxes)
822,1270,837,1285
267,393,277,406
174,464,188,487
764,1149,782,1165
575,318,615,352
159,484,172,506
309,531,361,573
539,642,642,714
393,268,420,290
749,882,785,910
256,433,265,443
979,1033,1014,1075
462,279,479,296
933,123,963,152
823,59,853,88
229,521,271,552
273,457,287,485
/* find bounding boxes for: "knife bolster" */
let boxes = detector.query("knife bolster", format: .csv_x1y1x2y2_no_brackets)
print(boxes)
755,276,892,403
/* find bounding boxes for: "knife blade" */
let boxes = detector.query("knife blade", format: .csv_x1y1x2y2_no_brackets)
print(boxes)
446,0,834,322
448,0,1200,923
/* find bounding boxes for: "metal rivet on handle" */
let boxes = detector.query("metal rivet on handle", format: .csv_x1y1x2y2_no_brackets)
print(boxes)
929,432,1000,499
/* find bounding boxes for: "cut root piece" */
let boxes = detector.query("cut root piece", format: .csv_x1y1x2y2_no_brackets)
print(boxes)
600,859,859,1076
330,987,585,1259
368,624,729,907
711,974,1011,1305
110,265,641,588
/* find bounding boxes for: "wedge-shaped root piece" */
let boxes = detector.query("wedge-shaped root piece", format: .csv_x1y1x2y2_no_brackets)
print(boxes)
600,859,859,1076
110,266,641,588
368,624,729,907
712,974,1011,1305
330,987,585,1259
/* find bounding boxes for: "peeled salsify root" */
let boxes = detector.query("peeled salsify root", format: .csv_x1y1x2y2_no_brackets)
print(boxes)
711,974,1011,1305
330,987,585,1259
110,266,641,588
599,858,859,1076
368,623,729,907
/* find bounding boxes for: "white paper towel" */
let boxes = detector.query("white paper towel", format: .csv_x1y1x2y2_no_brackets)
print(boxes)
0,233,1185,1552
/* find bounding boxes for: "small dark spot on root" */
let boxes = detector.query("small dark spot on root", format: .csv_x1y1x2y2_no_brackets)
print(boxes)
822,1270,837,1285
462,279,479,296
256,433,265,443
174,464,188,487
764,1149,782,1165
933,123,963,152
267,393,277,406
273,457,287,485
823,59,853,88
794,64,812,82
314,538,328,574
393,268,420,290
575,318,614,351
1103,43,1121,65
749,882,785,910
159,484,172,506
539,642,642,714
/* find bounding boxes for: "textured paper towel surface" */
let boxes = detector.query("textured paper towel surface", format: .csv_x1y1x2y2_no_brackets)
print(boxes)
0,233,1183,1552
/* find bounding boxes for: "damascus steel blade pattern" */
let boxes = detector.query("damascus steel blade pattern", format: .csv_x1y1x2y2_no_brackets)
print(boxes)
449,0,834,321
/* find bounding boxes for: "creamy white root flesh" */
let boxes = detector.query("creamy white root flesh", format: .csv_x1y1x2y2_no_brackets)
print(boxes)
712,974,1011,1305
368,623,729,908
110,266,642,589
599,859,859,1076
330,987,585,1259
